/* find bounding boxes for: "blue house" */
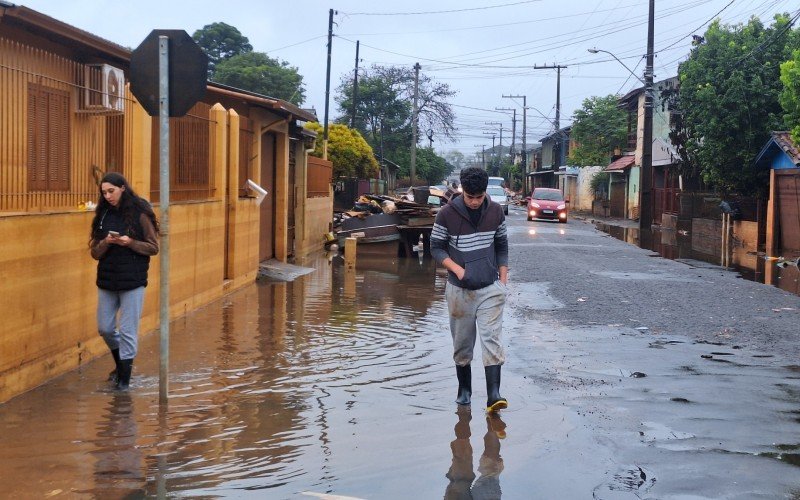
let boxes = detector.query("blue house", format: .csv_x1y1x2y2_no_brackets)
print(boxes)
754,131,800,255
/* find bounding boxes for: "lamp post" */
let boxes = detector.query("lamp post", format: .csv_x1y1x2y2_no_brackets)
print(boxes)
588,7,654,233
587,48,645,85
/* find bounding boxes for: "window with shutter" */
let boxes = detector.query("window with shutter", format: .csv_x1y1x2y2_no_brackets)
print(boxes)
27,83,71,191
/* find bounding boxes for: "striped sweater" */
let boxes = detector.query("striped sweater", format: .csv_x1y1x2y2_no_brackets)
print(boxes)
430,194,509,290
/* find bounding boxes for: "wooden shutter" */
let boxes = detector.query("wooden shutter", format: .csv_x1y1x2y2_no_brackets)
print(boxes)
27,83,70,191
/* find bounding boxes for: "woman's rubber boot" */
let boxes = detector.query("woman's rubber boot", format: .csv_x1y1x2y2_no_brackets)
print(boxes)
115,358,133,391
108,348,122,383
485,365,508,413
455,364,472,405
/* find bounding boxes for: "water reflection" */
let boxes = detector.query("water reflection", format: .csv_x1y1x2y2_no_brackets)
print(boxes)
595,222,800,296
445,407,506,499
88,392,145,497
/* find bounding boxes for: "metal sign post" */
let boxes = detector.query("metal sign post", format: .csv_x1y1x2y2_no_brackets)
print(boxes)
158,36,170,405
131,29,206,405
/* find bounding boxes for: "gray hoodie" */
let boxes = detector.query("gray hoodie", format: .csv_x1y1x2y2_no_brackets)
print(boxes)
430,194,509,290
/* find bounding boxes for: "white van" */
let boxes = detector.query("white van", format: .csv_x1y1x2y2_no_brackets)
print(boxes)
488,176,505,187
486,185,509,215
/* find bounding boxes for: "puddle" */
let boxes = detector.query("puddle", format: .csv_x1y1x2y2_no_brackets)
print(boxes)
594,222,800,297
0,251,798,498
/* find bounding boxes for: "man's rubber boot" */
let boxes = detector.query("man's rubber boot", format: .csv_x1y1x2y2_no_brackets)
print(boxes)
485,365,508,413
455,364,472,405
108,348,122,383
115,358,133,391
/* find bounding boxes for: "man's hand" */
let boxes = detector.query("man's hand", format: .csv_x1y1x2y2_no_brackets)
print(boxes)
443,257,465,280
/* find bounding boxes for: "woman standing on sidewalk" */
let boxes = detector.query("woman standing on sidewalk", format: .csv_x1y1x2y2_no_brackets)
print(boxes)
89,173,159,390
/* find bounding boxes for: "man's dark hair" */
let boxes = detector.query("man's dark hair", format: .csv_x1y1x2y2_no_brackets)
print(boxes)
460,167,488,195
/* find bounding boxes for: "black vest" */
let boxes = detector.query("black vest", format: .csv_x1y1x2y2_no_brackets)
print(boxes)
96,207,150,291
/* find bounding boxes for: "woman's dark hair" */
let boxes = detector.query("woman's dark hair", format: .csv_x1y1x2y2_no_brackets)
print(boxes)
90,172,159,242
460,167,489,195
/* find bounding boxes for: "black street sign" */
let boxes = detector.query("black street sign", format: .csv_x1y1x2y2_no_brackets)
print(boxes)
129,30,208,117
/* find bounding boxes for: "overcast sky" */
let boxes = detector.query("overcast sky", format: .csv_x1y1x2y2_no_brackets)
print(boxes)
18,0,797,159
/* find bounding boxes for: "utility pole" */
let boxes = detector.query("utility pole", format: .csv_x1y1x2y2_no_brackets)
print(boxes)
483,131,496,170
640,0,655,232
323,8,336,160
502,95,527,190
485,122,503,170
350,40,359,128
496,107,516,162
534,64,567,169
474,144,486,170
410,62,421,187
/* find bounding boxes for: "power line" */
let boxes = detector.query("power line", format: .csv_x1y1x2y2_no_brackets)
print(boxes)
341,0,542,16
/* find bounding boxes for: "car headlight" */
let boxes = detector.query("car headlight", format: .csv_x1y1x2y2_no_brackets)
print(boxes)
529,210,537,217
530,202,540,208
557,204,566,210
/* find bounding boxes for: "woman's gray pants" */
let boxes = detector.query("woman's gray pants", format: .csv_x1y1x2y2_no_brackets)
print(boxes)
97,286,145,360
445,281,507,367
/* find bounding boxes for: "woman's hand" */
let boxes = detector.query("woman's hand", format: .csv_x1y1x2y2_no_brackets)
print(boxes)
106,234,132,246
113,235,133,246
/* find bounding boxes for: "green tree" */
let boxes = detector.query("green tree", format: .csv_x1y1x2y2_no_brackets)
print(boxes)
676,15,799,195
780,49,800,143
414,148,450,185
335,71,411,161
444,150,466,173
569,95,627,167
214,52,305,105
334,64,457,175
305,122,379,179
192,22,253,77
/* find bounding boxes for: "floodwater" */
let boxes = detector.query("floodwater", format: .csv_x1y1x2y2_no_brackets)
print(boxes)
595,222,800,297
1,249,799,498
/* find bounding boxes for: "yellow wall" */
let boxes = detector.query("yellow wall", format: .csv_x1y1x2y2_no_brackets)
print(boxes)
0,199,247,403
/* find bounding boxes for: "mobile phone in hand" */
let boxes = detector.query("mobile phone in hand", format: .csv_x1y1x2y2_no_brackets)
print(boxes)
108,231,120,237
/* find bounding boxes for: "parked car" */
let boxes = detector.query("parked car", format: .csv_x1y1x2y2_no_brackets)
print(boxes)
527,188,568,222
487,185,509,215
488,176,505,187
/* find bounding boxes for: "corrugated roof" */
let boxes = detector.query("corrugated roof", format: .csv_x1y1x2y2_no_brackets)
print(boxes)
605,154,635,172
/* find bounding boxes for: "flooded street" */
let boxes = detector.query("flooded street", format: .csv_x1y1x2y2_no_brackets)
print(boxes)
1,215,800,498
593,221,800,298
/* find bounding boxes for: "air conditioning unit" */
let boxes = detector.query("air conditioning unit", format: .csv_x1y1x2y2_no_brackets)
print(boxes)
83,64,125,113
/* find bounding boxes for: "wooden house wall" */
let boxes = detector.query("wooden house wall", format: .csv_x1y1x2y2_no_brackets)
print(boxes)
0,36,331,403
0,37,138,212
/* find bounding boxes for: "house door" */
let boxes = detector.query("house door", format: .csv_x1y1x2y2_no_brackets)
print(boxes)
259,133,276,262
776,170,800,252
610,180,626,218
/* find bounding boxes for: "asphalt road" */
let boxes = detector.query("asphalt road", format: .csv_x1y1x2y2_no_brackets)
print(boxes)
506,204,800,357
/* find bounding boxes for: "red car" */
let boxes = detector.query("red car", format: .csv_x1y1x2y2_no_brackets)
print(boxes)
527,188,568,223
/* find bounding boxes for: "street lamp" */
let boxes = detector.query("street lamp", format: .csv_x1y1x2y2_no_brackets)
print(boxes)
587,48,645,85
588,40,654,233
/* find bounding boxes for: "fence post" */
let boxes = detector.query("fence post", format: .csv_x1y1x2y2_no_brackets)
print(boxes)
210,104,227,202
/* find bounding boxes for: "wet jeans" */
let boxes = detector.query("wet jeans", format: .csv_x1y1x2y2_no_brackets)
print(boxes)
97,286,145,360
445,280,507,367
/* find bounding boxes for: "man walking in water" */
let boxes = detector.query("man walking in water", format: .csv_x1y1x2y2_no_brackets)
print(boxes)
431,167,509,412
